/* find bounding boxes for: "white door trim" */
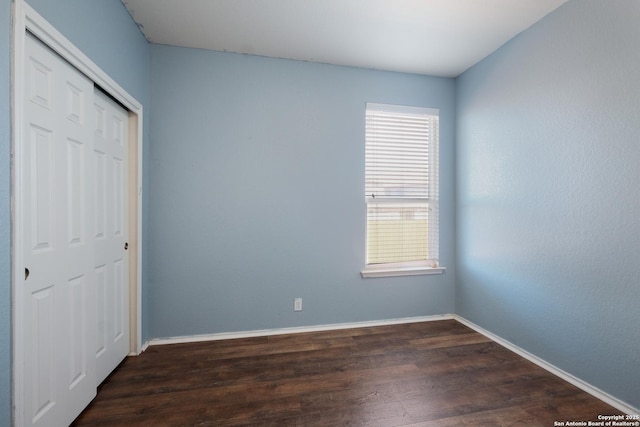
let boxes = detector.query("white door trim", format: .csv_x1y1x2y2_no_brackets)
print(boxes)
11,1,144,425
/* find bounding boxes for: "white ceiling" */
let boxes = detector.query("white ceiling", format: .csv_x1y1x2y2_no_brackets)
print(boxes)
122,0,568,77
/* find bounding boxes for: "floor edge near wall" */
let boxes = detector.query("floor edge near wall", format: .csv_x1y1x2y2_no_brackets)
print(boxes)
454,315,638,416
147,314,455,346
140,313,637,415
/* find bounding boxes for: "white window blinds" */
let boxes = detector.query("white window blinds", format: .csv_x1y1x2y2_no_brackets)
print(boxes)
365,103,439,266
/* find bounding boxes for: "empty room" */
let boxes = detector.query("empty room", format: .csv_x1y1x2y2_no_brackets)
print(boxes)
3,0,639,425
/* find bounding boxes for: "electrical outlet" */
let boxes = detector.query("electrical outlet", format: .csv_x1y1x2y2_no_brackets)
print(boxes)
294,298,302,312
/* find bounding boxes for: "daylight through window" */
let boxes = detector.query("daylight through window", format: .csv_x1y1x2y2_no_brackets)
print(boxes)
364,103,439,275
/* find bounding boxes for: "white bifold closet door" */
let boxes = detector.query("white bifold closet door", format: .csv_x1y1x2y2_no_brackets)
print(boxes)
22,33,129,427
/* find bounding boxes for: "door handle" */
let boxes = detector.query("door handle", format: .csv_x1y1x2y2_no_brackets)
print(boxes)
124,242,128,250
25,268,30,280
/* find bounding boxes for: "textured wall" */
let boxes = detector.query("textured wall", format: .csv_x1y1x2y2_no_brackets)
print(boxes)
148,45,456,338
457,0,640,409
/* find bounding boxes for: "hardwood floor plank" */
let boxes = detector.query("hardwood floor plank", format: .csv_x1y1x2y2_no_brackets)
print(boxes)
72,320,624,426
409,332,492,350
401,384,513,422
404,405,546,427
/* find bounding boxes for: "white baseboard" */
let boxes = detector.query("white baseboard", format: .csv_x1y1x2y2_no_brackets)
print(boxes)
148,314,455,346
454,315,639,415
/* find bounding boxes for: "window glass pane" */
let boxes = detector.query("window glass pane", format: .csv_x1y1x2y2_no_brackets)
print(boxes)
365,103,439,266
367,202,430,264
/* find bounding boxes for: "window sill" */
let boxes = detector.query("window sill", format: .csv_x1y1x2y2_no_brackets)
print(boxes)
360,265,446,278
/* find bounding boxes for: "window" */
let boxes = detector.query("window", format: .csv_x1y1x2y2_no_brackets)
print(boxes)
362,103,443,278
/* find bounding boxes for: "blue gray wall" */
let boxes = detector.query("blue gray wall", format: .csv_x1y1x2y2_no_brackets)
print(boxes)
3,0,638,421
456,0,640,410
0,0,11,423
148,45,456,338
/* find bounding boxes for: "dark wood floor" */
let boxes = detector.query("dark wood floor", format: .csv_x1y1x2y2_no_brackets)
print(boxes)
72,320,622,426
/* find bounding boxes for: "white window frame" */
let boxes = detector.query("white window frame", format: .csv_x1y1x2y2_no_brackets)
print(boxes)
361,103,444,278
